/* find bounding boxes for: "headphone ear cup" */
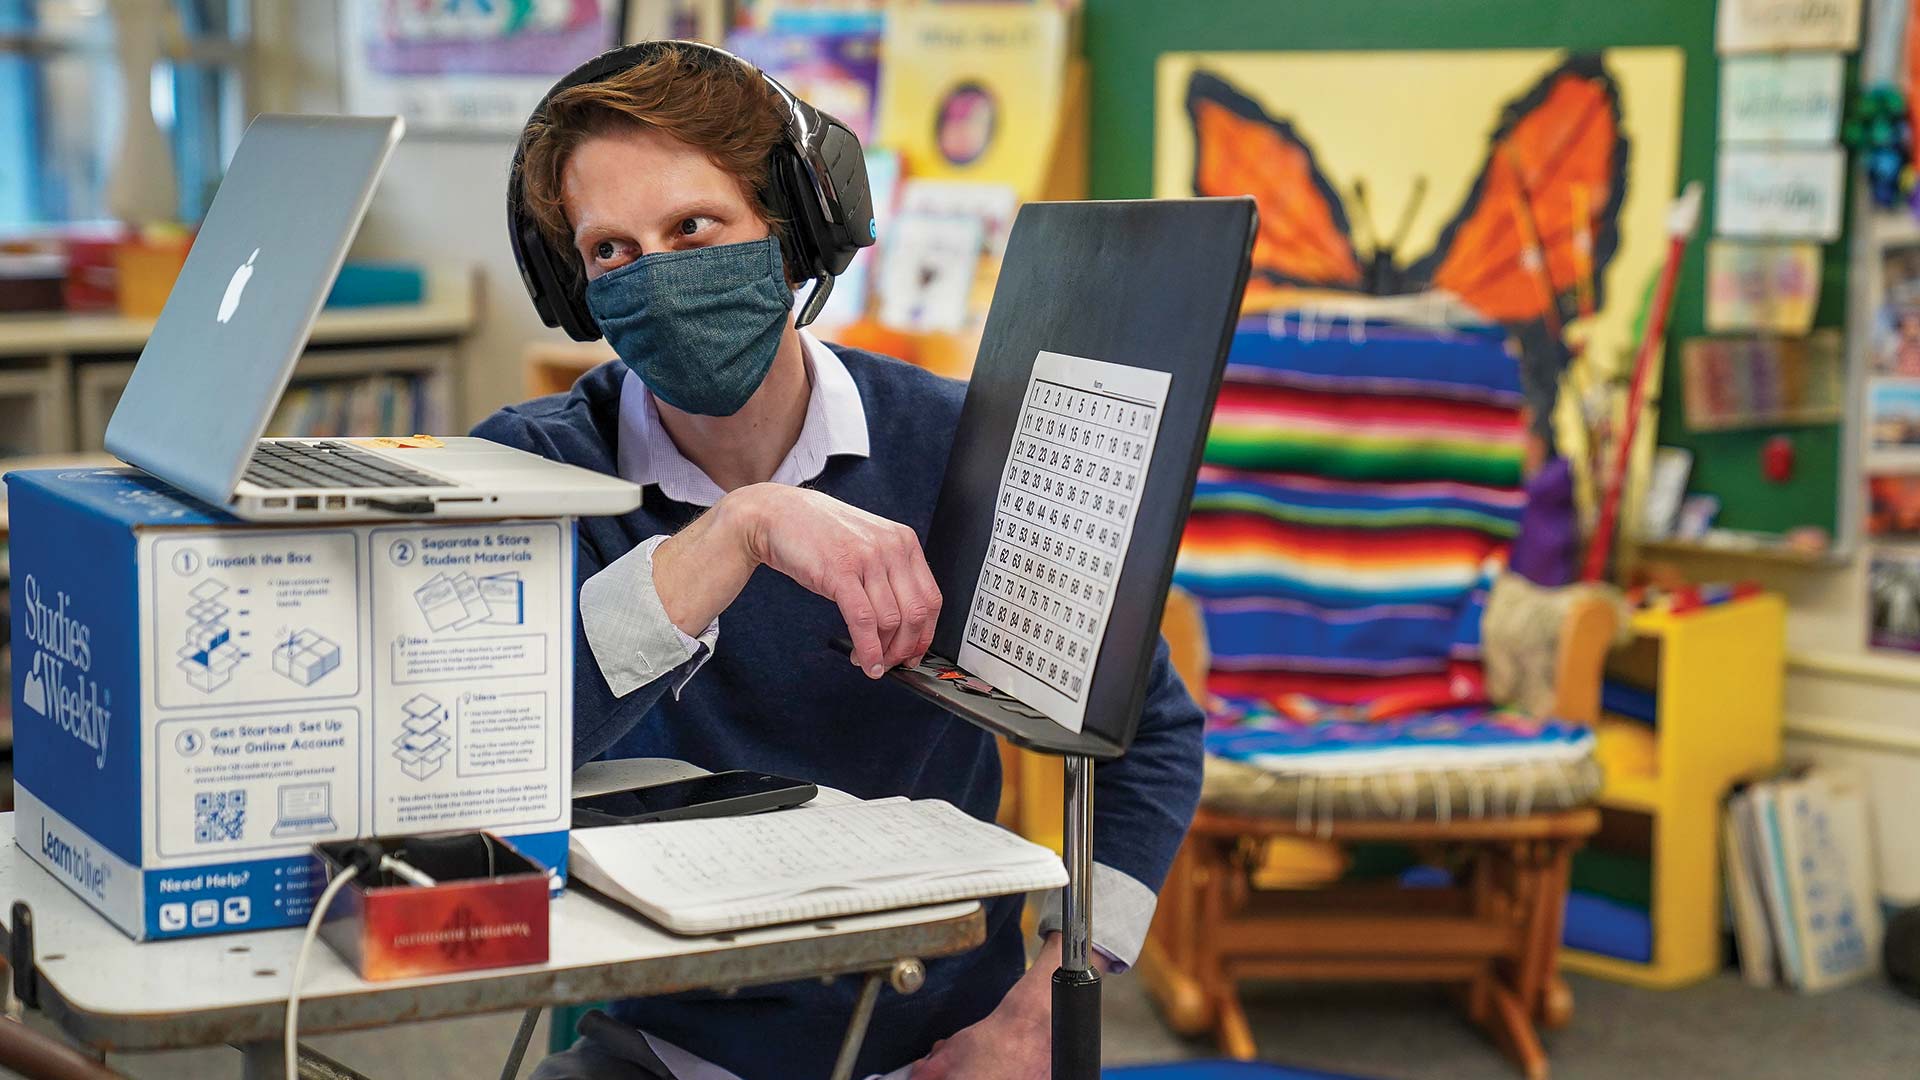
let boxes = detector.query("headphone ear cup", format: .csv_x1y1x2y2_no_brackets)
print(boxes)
768,147,827,282
814,122,874,275
519,220,600,342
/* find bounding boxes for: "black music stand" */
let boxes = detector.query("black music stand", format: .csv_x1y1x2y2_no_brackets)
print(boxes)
885,197,1254,1079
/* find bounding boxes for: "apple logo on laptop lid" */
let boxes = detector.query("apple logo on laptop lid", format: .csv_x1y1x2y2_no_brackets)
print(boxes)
218,247,258,324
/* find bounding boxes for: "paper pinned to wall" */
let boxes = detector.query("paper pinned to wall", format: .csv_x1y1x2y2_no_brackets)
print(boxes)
1681,331,1845,431
1719,53,1845,142
1705,240,1822,333
1717,0,1862,53
1715,146,1846,240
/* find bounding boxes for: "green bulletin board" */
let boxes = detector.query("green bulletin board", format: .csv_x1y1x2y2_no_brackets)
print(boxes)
1081,0,1849,537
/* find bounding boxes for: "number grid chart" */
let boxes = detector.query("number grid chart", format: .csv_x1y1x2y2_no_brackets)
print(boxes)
958,351,1171,733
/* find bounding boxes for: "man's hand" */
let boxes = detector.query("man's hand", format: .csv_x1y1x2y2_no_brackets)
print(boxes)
650,483,940,678
908,934,1107,1080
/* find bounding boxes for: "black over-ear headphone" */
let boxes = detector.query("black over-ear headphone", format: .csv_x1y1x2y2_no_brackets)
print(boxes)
507,40,875,341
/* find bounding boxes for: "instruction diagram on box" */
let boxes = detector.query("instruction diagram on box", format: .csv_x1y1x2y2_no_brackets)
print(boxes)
151,706,360,859
147,533,360,709
179,579,243,693
271,628,341,686
371,523,568,836
395,693,452,780
414,570,525,631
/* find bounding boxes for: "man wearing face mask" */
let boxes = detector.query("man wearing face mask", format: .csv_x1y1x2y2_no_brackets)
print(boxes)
476,42,1203,1080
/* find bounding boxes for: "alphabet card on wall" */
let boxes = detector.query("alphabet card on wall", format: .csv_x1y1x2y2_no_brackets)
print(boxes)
1715,146,1846,240
1717,0,1862,53
1720,54,1845,142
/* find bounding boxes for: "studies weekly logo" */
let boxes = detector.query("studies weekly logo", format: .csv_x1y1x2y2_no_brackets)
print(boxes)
18,575,112,769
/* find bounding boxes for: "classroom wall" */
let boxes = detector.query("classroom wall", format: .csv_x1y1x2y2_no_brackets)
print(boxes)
1081,0,1920,905
252,6,575,429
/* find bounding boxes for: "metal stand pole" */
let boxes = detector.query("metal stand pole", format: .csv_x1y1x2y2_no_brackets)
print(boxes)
1052,755,1098,1080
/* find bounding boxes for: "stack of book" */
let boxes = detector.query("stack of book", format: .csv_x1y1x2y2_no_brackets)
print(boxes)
266,374,442,439
1724,767,1883,991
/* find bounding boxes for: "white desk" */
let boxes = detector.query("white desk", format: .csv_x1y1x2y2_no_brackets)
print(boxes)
0,814,984,1077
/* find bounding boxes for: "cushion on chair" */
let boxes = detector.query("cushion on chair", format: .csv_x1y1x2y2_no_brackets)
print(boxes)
1199,696,1601,827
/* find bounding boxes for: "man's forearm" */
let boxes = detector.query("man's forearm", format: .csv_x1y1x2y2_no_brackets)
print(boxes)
650,487,763,637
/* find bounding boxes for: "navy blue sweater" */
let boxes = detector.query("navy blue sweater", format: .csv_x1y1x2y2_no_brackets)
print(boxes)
473,347,1203,1078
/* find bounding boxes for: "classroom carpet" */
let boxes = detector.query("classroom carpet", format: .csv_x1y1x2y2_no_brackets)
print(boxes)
77,971,1920,1079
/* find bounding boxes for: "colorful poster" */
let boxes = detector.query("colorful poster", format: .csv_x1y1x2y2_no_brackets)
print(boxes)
1717,0,1863,53
1681,331,1845,431
1705,240,1822,333
340,0,620,135
1719,54,1845,142
1153,48,1683,430
1868,378,1920,463
1869,551,1920,654
1715,146,1847,240
1867,475,1920,537
725,26,882,144
878,5,1073,199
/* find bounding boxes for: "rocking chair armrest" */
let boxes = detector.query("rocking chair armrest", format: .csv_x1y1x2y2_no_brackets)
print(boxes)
1549,594,1617,727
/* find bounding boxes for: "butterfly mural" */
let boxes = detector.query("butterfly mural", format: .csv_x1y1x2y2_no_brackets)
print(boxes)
1185,53,1632,439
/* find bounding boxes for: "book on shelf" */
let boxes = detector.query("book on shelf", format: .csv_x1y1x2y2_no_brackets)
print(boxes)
265,374,437,439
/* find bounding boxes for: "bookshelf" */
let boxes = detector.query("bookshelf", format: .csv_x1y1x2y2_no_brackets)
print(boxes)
0,262,477,458
0,357,72,457
1560,594,1787,988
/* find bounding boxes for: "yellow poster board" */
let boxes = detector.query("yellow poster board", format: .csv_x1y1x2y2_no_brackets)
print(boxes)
1154,48,1684,534
879,5,1083,200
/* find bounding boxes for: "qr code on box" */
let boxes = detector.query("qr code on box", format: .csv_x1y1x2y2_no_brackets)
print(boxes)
194,790,246,843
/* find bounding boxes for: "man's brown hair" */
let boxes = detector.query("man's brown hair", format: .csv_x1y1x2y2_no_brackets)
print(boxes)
517,44,788,258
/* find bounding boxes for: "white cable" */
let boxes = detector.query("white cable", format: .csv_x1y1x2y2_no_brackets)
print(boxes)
286,864,360,1079
380,855,437,889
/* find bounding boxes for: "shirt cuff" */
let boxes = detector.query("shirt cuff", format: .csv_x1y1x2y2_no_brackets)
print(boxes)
1034,861,1157,973
579,534,719,699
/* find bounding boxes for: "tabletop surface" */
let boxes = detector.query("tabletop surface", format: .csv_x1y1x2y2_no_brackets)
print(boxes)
0,814,986,1051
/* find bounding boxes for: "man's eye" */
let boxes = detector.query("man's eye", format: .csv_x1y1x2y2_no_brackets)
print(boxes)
677,216,712,237
595,240,617,260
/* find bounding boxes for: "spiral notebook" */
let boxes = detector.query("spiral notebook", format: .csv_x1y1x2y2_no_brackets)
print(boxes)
568,798,1068,935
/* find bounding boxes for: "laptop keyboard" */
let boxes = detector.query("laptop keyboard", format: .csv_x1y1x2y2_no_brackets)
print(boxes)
242,441,452,490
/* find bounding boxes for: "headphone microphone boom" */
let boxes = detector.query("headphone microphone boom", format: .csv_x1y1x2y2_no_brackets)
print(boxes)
506,40,876,340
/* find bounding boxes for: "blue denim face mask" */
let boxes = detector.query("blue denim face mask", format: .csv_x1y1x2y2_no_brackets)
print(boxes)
584,236,793,417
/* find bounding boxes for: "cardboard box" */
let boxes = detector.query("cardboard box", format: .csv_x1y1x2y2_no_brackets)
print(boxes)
5,468,573,940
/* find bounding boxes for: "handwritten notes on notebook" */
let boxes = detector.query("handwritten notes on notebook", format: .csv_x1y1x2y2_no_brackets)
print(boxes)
569,799,1067,935
958,351,1170,733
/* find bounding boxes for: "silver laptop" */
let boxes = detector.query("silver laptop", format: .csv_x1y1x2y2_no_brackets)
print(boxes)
104,114,641,521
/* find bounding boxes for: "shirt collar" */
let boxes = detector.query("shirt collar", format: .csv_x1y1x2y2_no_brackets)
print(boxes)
616,330,871,507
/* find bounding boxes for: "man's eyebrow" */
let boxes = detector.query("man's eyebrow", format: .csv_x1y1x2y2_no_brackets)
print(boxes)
652,196,733,224
570,197,735,249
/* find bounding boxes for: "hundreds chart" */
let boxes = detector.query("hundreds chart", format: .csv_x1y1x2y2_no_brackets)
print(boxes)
958,351,1170,732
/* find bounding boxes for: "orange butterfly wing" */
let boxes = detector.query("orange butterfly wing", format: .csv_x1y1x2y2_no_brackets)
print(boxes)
1409,54,1626,324
1187,72,1363,291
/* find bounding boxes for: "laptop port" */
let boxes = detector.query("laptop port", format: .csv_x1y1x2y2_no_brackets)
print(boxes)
263,497,288,508
295,496,318,510
324,496,346,509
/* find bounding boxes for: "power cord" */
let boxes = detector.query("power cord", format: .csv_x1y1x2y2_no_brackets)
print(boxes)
285,863,359,1079
284,848,439,1076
